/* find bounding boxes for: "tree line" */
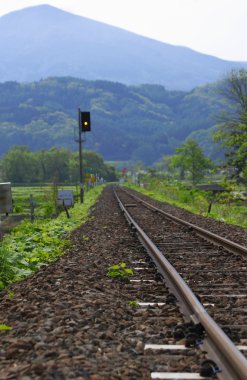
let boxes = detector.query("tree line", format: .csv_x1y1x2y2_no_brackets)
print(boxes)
158,69,247,186
0,77,224,164
214,68,247,184
1,69,246,186
0,146,117,184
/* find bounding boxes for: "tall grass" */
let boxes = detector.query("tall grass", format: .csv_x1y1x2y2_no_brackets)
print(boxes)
12,184,80,216
126,178,247,228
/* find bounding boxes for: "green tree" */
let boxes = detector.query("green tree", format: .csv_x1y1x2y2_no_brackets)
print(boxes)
1,146,116,184
214,69,247,182
83,151,117,181
1,146,40,183
41,147,71,182
160,155,183,179
174,139,213,185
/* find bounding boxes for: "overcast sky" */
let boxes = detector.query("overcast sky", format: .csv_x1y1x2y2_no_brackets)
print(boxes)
0,0,246,62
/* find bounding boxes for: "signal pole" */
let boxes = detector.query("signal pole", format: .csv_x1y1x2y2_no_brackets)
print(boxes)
76,109,91,204
78,108,84,203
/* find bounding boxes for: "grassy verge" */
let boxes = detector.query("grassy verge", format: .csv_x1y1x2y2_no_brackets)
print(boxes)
12,184,80,216
126,179,247,228
0,186,103,289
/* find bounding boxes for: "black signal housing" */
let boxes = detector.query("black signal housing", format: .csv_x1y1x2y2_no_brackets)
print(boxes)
81,111,91,132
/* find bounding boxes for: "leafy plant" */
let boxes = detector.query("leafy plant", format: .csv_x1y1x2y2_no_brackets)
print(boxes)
0,186,104,289
7,290,14,300
128,300,140,308
107,262,134,280
0,324,12,331
13,205,25,213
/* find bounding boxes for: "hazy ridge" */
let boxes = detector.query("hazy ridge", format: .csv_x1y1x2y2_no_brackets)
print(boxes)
0,5,246,90
0,77,223,163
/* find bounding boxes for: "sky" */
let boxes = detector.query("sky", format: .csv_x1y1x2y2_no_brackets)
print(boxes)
0,0,246,62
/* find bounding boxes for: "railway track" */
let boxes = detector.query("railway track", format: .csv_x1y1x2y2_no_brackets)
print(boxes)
114,186,247,380
0,185,247,379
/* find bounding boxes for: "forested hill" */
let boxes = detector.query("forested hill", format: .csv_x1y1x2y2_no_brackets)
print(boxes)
0,5,246,90
0,77,224,164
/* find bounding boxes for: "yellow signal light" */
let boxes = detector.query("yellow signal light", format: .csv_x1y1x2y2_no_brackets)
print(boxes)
81,111,91,132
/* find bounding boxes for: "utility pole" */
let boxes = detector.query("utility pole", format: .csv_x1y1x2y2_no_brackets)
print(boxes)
78,108,84,203
76,109,91,203
74,108,91,203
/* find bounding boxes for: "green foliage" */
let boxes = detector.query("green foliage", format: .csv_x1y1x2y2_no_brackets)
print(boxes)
7,289,14,300
0,186,103,288
107,263,134,280
173,139,214,185
214,69,247,183
13,205,25,213
0,324,12,331
11,185,59,216
127,178,247,228
128,300,140,308
187,125,222,161
1,146,117,184
0,78,224,164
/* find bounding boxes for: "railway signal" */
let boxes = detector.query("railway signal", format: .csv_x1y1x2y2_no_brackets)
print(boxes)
80,111,91,132
76,109,92,203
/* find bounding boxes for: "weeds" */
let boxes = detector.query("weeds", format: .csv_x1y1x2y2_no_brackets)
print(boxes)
128,300,140,308
126,179,247,228
7,289,14,300
0,186,104,289
0,324,12,331
107,263,134,280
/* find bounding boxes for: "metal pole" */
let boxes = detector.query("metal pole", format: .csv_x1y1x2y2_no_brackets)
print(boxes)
78,108,84,203
30,194,35,223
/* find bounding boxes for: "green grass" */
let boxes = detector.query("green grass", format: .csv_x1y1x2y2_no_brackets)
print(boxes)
12,184,80,216
208,202,247,227
0,185,104,289
126,179,247,228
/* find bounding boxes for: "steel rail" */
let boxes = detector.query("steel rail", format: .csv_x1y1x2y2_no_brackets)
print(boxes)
114,188,247,380
120,187,247,257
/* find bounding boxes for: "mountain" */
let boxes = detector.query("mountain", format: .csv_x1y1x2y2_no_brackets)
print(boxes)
0,5,246,90
0,77,224,164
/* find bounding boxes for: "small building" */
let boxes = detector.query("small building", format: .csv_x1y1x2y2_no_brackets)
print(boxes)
0,183,13,214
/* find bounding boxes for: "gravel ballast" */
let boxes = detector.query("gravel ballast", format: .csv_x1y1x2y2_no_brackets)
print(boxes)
0,186,192,380
1,185,243,379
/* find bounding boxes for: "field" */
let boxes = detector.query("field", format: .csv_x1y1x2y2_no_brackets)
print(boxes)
0,184,81,235
11,184,80,216
0,185,104,289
